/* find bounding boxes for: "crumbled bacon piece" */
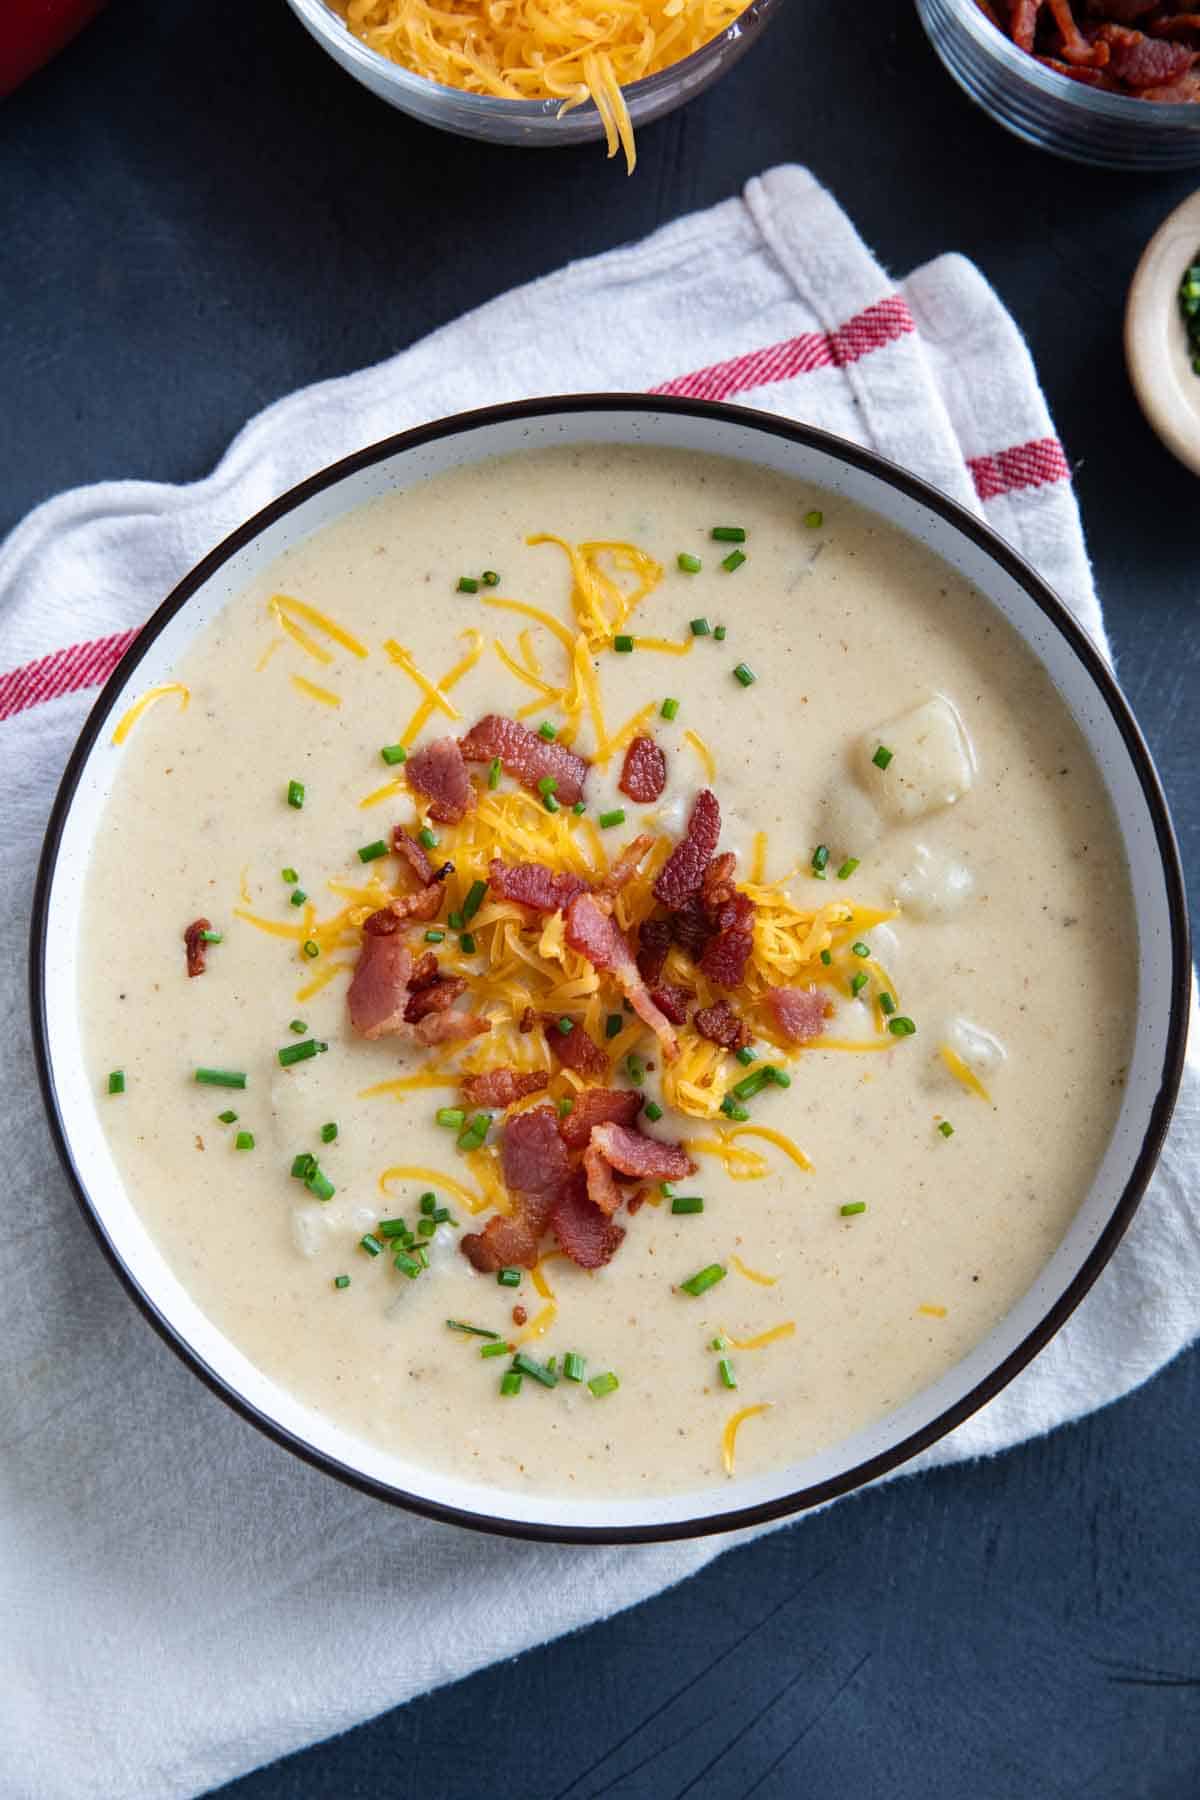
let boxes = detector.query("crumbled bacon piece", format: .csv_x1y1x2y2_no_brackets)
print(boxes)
636,916,672,985
461,1068,549,1109
519,1005,536,1034
414,1010,490,1045
551,1169,626,1270
588,1121,695,1181
404,973,467,1023
406,735,476,824
702,853,737,911
391,827,435,887
653,789,721,908
459,713,590,806
564,891,679,1062
583,1140,625,1217
461,1107,567,1271
557,1086,644,1151
767,984,834,1044
600,833,656,894
693,1001,752,1052
542,1015,609,1076
347,932,413,1039
184,918,211,978
626,1187,652,1216
699,891,756,989
407,951,439,989
669,893,713,960
985,0,1200,95
488,858,588,914
383,886,445,924
619,736,667,804
512,1304,528,1326
648,983,692,1026
1094,22,1194,84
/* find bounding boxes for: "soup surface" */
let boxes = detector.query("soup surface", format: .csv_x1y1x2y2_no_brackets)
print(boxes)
82,444,1135,1499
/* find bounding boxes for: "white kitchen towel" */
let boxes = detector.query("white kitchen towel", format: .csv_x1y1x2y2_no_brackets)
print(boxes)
1,165,1195,1800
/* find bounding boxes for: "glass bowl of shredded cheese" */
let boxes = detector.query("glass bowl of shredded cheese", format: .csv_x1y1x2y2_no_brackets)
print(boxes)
286,0,782,172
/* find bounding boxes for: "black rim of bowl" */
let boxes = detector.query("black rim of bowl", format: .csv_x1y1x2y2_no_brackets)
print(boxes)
29,394,1192,1546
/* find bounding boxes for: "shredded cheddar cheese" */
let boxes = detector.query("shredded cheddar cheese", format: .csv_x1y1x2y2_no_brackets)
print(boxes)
384,639,462,719
530,535,662,648
291,673,342,708
918,1304,948,1319
721,1402,771,1476
378,1164,493,1215
270,593,369,659
723,1322,796,1351
730,1254,778,1287
255,637,285,672
682,728,716,781
939,1043,992,1104
111,683,189,745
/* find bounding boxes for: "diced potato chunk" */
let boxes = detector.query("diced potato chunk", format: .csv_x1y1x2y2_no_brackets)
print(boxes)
895,843,975,919
859,696,975,822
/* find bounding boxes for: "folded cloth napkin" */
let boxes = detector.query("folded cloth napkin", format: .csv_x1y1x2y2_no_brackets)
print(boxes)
1,166,1196,1800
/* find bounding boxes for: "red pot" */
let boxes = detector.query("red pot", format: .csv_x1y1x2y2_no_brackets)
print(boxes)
1,0,107,98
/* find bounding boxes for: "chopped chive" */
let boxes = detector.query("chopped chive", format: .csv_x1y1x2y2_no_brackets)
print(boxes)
457,576,479,593
571,800,586,815
460,930,478,953
556,1016,574,1036
436,1107,465,1129
556,1096,574,1118
286,780,305,809
732,662,757,687
333,1274,351,1290
487,757,501,789
588,1372,619,1397
107,1069,125,1095
768,1066,791,1088
819,949,832,967
281,867,299,885
424,929,445,944
394,1250,421,1278
880,991,897,1016
481,1340,510,1359
481,570,500,586
199,928,223,943
851,941,870,958
720,1097,750,1122
431,1206,452,1224
837,857,860,881
289,1018,308,1034
625,1053,646,1087
677,553,702,574
497,1268,521,1288
713,625,728,640
360,1234,383,1257
218,1109,238,1124
690,617,712,637
234,1131,255,1151
448,910,465,930
278,1038,320,1067
661,697,680,721
717,1357,738,1389
614,634,635,653
711,526,746,543
804,509,824,529
598,808,626,829
512,1351,558,1388
605,1014,623,1040
644,1100,664,1122
840,1202,866,1217
537,720,558,742
709,1334,729,1351
872,744,894,770
681,1263,726,1297
660,1183,676,1199
888,1016,917,1037
380,743,408,766
563,1351,586,1383
850,972,869,997
379,1218,408,1238
195,1067,246,1089
542,795,560,815
463,879,487,920
417,827,439,850
721,549,746,574
456,1111,491,1152
811,844,830,874
731,1068,772,1102
671,1195,705,1215
938,1121,955,1138
420,1192,437,1215
306,1167,335,1201
320,1121,338,1143
291,1152,316,1180
447,1319,500,1339
735,1046,757,1067
303,940,319,959
289,888,307,907
358,839,388,863
499,1371,522,1396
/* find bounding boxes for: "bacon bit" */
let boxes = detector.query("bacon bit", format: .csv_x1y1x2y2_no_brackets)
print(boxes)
512,1304,528,1325
558,1086,644,1151
626,1186,651,1215
541,1015,609,1076
184,918,212,978
461,1106,567,1271
699,891,756,989
519,1005,536,1034
391,826,436,886
363,906,402,937
993,0,1199,94
583,1139,626,1216
459,713,590,806
551,1169,626,1270
653,788,721,909
619,736,667,804
407,951,439,989
461,1068,549,1108
414,1010,490,1045
347,932,414,1039
1093,22,1194,85
488,858,589,914
564,891,679,1063
693,1001,752,1052
589,1120,695,1181
404,973,467,1023
648,983,693,1026
767,984,834,1044
406,735,476,824
636,916,672,984
670,893,714,960
599,833,656,894
702,853,738,910
385,885,445,924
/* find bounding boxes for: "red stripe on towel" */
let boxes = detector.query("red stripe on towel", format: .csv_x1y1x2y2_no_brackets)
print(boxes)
967,436,1072,503
650,296,916,401
0,627,138,723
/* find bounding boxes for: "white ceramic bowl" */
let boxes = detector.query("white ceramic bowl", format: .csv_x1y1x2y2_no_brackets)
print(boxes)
31,399,1190,1544
1126,188,1200,478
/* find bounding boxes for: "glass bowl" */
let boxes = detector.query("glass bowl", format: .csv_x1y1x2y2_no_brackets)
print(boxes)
916,0,1200,171
285,0,783,150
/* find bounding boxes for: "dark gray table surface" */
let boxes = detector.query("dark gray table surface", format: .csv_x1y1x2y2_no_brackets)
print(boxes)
5,3,1198,1795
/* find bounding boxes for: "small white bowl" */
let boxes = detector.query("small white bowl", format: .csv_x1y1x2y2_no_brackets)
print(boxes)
31,399,1190,1543
1126,188,1200,479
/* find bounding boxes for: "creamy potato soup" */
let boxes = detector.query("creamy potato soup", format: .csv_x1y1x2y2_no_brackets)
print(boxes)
83,445,1135,1498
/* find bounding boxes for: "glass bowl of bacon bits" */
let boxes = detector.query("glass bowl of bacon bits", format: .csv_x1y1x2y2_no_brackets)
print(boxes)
916,0,1200,168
